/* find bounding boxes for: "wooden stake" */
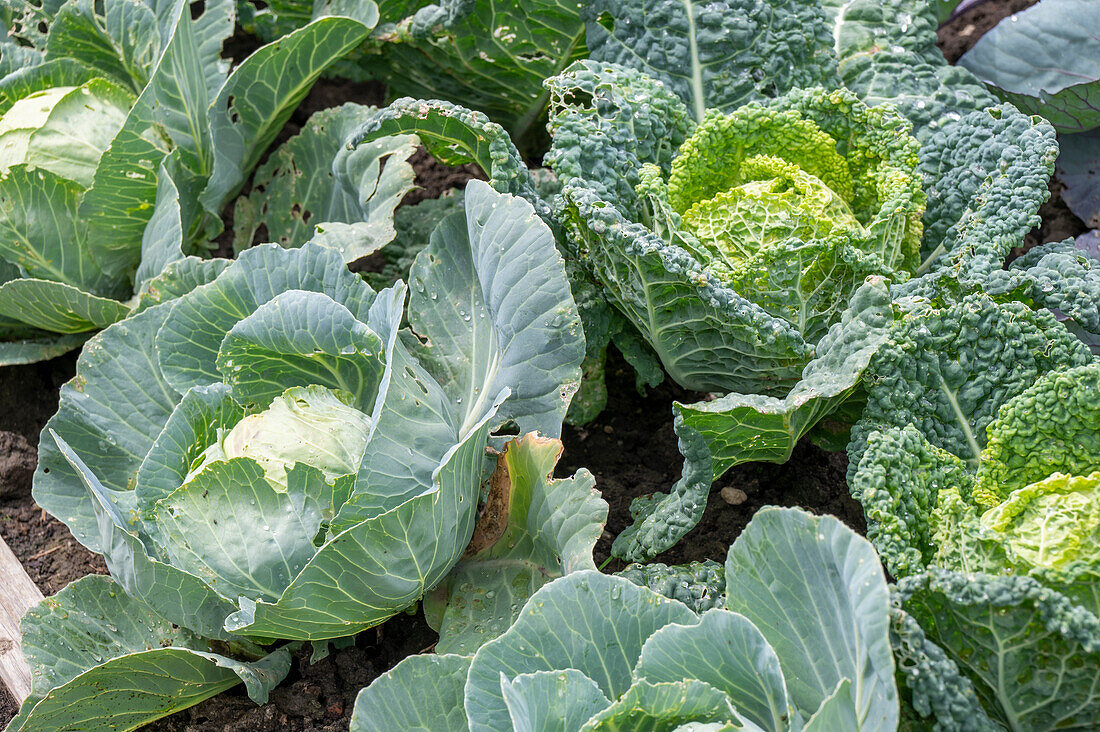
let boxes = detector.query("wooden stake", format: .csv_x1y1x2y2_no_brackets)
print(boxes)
0,533,42,704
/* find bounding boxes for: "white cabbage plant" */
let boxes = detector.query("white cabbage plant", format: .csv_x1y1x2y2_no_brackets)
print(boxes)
352,508,914,732
9,181,585,731
0,0,405,364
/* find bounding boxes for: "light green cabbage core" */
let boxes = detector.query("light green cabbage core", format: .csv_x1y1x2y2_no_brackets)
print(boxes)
679,153,864,273
186,385,372,491
624,90,925,343
667,107,854,213
915,363,1100,580
659,88,925,292
980,472,1100,570
0,80,131,187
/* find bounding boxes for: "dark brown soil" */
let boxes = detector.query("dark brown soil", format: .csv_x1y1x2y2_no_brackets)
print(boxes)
400,148,487,208
143,614,436,732
560,351,862,574
0,2,1069,729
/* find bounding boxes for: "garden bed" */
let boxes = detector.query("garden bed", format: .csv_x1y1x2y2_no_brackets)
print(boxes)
0,324,869,731
0,0,1085,728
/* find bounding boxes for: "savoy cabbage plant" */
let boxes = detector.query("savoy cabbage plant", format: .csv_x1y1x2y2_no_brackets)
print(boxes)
11,182,585,730
0,0,408,364
352,507,904,732
848,293,1100,730
538,0,1091,562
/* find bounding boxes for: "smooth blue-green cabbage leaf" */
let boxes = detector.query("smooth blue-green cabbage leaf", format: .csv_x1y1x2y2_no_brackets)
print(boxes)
352,507,899,732
958,0,1100,133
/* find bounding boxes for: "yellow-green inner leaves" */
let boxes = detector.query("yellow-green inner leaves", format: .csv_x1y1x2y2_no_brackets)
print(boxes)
186,385,371,492
664,87,925,292
680,154,863,273
980,472,1100,570
668,106,854,212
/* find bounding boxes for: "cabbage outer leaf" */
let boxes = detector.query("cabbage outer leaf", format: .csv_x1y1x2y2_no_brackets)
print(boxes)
502,669,612,732
827,0,994,145
42,0,162,94
725,507,897,732
608,411,714,563
617,276,893,561
0,166,130,309
1010,237,1100,349
427,433,606,655
634,610,788,731
401,180,583,438
676,277,893,480
78,0,236,273
583,0,837,121
851,424,971,579
545,60,691,217
887,604,998,732
198,12,379,213
0,331,88,363
898,569,1100,730
363,0,587,149
959,0,1100,133
849,295,1093,477
7,575,290,732
350,653,473,732
232,103,418,262
464,570,699,731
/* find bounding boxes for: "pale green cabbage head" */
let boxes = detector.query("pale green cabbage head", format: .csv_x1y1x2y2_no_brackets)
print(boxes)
186,385,372,492
980,472,1100,571
0,80,131,187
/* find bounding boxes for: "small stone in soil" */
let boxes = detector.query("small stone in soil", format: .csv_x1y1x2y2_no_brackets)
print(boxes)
720,487,748,505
